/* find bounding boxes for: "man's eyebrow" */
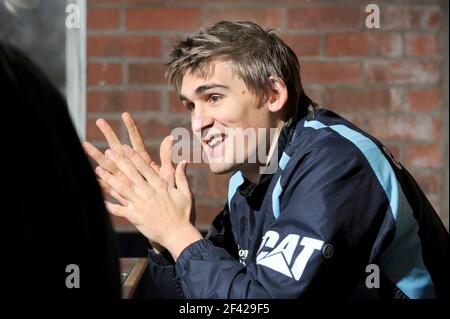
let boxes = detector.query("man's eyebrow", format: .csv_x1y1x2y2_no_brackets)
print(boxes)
179,84,230,102
194,83,229,95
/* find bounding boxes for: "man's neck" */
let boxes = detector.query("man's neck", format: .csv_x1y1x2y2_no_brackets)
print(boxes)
242,121,285,184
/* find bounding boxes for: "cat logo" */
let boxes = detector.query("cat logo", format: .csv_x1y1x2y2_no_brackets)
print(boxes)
256,231,328,281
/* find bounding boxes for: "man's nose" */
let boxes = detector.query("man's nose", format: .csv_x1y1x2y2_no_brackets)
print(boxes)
191,105,214,133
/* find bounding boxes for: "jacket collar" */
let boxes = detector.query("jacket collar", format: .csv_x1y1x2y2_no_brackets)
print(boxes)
237,121,298,203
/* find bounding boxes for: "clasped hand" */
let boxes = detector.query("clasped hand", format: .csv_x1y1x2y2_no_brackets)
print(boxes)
83,113,202,260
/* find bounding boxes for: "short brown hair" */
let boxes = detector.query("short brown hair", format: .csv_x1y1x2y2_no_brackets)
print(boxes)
166,21,316,125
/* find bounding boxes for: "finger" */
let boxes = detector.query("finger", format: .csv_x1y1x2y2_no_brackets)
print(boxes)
105,201,128,218
160,135,174,169
95,166,138,201
160,135,175,187
175,160,191,198
105,149,149,191
98,178,129,206
96,118,122,151
122,113,161,174
150,161,161,174
83,141,118,174
98,178,110,195
121,144,161,187
122,112,152,163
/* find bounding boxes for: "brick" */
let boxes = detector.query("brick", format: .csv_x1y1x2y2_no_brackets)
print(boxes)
374,33,403,57
430,201,447,230
304,87,325,106
368,116,442,142
195,203,223,226
333,112,366,128
89,0,163,5
135,118,172,140
429,199,442,214
412,171,440,195
88,36,161,57
183,0,317,3
405,144,441,168
164,0,309,4
405,33,440,56
407,88,441,112
87,8,120,30
203,174,231,199
301,61,362,85
383,143,401,161
427,10,442,28
87,63,122,86
281,34,321,56
326,33,401,57
88,0,124,4
383,6,441,29
327,33,368,56
127,0,163,3
328,88,391,112
187,161,211,172
389,88,403,112
288,7,360,30
186,170,203,195
126,8,201,30
128,63,166,85
145,143,162,163
207,8,282,28
88,90,161,112
366,60,439,84
382,6,415,29
86,118,122,142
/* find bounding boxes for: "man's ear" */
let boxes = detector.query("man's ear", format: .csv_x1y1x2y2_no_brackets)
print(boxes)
267,76,288,113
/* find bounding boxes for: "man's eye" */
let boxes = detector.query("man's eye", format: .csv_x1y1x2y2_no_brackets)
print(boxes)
186,103,195,111
209,95,222,103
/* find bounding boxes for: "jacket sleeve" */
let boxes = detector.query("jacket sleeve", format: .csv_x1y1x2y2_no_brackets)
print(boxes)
147,206,234,299
147,247,185,298
174,145,389,298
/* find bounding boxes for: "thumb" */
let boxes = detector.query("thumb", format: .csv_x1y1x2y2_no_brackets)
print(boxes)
175,160,191,197
160,135,174,171
160,135,176,187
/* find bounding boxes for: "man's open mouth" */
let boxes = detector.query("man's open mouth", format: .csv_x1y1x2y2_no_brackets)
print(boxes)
203,133,227,156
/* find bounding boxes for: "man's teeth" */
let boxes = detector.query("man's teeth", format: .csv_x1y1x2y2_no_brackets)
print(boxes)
208,136,223,147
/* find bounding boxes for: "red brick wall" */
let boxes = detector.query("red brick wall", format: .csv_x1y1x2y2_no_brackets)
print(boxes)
86,0,449,230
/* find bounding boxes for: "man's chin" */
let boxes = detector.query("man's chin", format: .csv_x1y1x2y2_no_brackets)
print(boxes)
208,161,238,175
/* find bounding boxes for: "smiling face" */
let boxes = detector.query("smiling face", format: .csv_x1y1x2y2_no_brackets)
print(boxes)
180,61,284,180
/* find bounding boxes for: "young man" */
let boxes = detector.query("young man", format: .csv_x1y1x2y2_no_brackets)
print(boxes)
85,21,449,299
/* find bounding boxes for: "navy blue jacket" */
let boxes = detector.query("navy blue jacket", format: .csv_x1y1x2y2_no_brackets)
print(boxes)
148,109,449,299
